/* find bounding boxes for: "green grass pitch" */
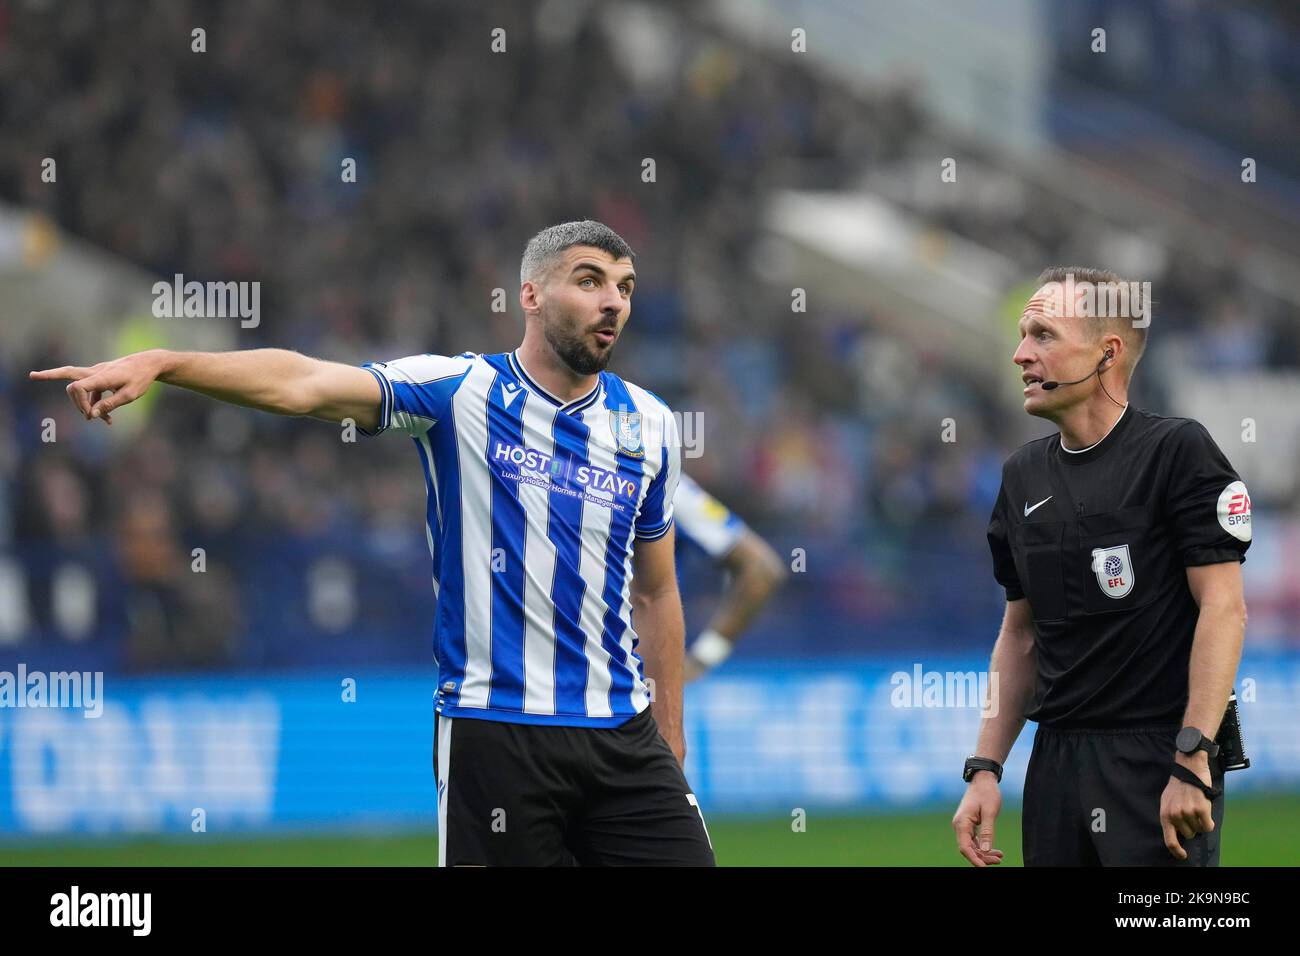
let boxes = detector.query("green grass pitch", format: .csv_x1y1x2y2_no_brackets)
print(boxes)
3,795,1296,866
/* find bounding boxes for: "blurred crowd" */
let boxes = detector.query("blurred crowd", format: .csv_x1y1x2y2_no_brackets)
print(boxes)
1,1,1297,669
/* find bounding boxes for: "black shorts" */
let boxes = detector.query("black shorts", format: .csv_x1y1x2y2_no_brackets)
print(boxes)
1023,724,1225,867
434,707,716,866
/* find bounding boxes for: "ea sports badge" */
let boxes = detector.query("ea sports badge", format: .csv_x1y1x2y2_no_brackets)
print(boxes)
610,409,645,459
1091,544,1134,599
1216,480,1252,542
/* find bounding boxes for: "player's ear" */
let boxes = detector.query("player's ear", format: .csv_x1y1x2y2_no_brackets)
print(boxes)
519,281,540,316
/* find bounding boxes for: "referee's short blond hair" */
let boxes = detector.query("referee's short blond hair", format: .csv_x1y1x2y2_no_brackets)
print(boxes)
1036,266,1149,379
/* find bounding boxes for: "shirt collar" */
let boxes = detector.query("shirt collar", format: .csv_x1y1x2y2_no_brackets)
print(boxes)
1057,404,1134,465
1060,404,1129,454
508,350,602,414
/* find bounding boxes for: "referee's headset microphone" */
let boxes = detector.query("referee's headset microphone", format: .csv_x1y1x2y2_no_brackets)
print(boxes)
1040,349,1127,409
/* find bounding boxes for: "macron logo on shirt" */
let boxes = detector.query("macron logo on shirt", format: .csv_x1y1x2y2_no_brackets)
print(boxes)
500,382,523,407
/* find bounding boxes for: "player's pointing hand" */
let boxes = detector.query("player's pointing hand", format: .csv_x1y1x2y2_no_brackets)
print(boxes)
30,350,166,425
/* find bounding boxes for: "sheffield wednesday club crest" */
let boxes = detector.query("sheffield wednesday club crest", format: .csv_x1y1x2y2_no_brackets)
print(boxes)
610,409,644,459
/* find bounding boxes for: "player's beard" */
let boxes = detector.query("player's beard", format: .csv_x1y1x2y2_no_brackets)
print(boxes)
542,309,617,376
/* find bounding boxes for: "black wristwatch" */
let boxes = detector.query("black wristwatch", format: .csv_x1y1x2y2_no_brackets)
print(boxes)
962,756,1003,783
1176,726,1220,759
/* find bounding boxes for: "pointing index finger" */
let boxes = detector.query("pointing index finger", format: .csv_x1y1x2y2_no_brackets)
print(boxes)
29,366,90,381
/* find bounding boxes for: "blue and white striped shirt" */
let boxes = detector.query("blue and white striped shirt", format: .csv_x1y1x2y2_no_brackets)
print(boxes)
362,350,681,727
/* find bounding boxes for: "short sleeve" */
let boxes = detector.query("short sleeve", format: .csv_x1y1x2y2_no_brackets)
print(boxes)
1164,421,1252,566
673,474,746,558
987,483,1024,601
360,354,473,438
635,404,681,541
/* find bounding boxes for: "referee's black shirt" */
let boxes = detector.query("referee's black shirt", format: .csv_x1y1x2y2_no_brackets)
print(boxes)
987,406,1252,728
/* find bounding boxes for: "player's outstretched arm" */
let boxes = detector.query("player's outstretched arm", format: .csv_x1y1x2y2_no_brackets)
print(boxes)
951,596,1036,867
30,348,381,431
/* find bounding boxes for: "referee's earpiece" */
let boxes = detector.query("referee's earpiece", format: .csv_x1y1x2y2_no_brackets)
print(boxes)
1096,348,1126,408
1042,349,1119,392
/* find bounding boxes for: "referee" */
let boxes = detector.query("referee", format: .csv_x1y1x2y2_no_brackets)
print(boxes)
951,267,1252,867
31,220,716,867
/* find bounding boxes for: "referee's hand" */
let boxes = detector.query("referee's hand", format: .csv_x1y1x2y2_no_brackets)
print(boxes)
952,775,1005,867
1160,758,1216,861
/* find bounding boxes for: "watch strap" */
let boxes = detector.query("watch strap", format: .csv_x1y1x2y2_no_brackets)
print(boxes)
963,756,1003,783
1170,762,1222,800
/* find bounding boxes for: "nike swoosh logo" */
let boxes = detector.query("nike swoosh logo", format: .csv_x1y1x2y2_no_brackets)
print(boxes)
1024,496,1053,517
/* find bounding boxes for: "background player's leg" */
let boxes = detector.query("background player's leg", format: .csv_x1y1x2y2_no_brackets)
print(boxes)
436,715,576,866
568,709,715,866
1080,728,1223,867
1022,727,1098,866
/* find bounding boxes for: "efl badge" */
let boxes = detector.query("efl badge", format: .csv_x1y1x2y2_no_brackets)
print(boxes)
1216,480,1252,542
610,409,645,459
1091,544,1134,599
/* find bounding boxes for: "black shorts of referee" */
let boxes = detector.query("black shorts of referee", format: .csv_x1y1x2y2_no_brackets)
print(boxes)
434,707,716,866
1024,724,1224,867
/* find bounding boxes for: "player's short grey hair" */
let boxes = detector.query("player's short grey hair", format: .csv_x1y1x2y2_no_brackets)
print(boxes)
520,220,635,287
